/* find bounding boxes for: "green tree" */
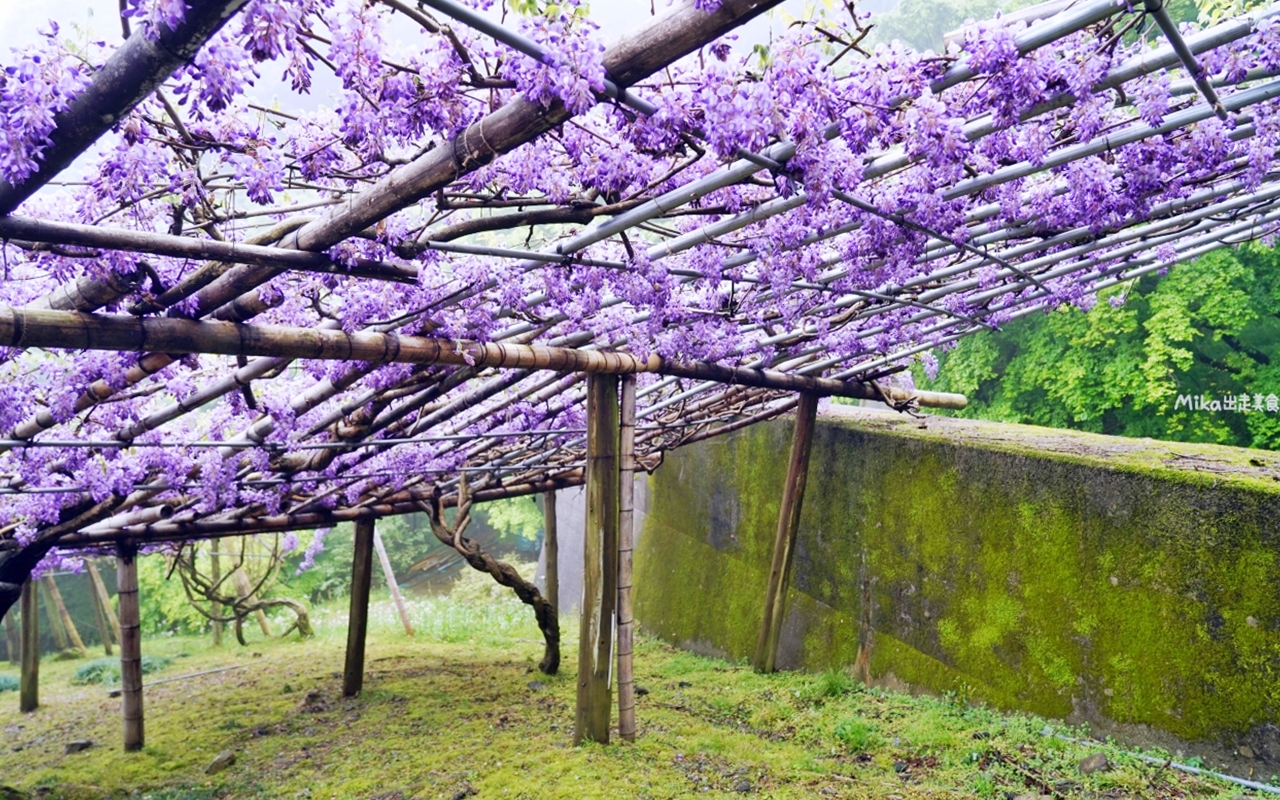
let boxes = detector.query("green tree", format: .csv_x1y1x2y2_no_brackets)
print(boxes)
919,245,1280,450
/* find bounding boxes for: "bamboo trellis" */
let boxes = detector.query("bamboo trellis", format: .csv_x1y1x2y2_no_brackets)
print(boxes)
0,0,1276,650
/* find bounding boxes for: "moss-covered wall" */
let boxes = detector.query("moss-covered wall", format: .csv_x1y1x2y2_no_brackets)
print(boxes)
634,408,1280,762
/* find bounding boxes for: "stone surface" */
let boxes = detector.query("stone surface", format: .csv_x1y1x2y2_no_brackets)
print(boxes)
1239,745,1256,759
206,750,237,775
63,740,92,754
733,779,752,793
526,680,545,692
1078,753,1111,775
634,406,1280,763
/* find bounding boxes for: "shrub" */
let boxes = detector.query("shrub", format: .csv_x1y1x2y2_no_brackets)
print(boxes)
0,674,18,693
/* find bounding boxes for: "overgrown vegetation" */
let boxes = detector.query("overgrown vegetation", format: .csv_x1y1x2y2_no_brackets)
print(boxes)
0,585,1263,800
919,245,1280,449
0,673,17,692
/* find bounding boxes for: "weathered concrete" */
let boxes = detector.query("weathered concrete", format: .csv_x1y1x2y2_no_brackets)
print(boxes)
634,405,1280,773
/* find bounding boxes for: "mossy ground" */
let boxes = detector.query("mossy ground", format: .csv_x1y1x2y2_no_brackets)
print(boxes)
0,591,1262,800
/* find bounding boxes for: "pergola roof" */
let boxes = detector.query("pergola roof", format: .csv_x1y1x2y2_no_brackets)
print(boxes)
1,0,1279,609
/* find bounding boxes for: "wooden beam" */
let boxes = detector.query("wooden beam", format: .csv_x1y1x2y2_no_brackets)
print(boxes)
616,375,638,743
19,579,37,712
543,491,558,614
344,519,376,697
373,529,414,637
753,392,820,673
575,374,619,745
116,543,144,750
42,575,88,657
0,306,967,408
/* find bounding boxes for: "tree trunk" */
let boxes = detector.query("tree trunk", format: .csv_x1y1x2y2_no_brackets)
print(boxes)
87,571,114,656
87,560,121,646
42,575,87,657
209,547,223,646
2,606,17,665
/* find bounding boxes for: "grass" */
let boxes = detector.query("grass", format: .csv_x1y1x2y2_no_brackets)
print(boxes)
0,574,1267,799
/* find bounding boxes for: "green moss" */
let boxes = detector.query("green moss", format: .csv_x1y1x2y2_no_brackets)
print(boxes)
634,409,1280,747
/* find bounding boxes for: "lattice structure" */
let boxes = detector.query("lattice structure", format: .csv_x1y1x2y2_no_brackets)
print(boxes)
0,0,1277,625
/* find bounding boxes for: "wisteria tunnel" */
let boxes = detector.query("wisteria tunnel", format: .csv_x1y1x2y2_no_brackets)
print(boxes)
1,0,1280,791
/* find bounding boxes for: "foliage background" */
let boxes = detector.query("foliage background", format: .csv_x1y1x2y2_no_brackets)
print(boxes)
917,245,1280,450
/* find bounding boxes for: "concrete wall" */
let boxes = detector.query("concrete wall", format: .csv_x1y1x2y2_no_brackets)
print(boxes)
633,406,1280,772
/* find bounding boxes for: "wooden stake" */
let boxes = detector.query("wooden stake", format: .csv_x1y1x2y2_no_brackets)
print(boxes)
87,571,114,656
209,547,223,646
373,529,414,637
543,491,558,614
344,519,375,697
19,579,38,712
754,392,820,674
40,579,71,653
87,560,121,646
116,543,144,750
42,575,88,657
575,374,619,745
3,606,18,665
617,375,638,743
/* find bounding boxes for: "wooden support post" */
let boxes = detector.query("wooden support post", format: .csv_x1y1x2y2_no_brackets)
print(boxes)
87,560,121,646
575,374,620,745
116,543,144,751
209,546,223,646
19,579,38,712
753,392,820,674
373,529,414,636
3,605,18,665
87,571,114,656
344,519,375,697
543,491,558,614
617,375,638,743
42,575,87,657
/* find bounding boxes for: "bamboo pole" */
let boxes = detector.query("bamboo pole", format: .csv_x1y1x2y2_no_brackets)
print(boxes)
616,375,637,743
87,560,121,646
0,305,967,408
87,569,114,656
19,579,37,712
575,374,619,745
344,519,376,697
42,575,88,657
3,606,17,665
372,529,414,637
754,392,820,673
116,543,144,750
40,578,72,653
543,491,558,613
